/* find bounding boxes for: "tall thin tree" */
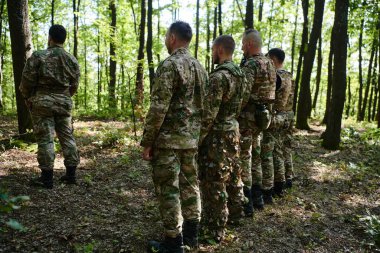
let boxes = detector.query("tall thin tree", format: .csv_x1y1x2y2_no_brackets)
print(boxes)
135,0,146,105
109,0,117,109
194,0,200,58
147,0,154,92
245,0,253,29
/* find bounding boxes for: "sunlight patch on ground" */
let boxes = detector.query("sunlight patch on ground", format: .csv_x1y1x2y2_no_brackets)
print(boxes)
339,193,374,208
308,161,348,182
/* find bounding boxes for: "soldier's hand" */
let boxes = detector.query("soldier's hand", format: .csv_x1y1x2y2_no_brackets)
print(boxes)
142,146,153,161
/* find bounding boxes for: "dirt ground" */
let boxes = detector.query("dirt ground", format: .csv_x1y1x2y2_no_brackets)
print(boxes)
1,115,379,253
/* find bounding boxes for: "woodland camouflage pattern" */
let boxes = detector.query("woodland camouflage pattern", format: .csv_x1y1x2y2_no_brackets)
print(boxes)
239,54,276,188
199,61,247,241
141,47,207,238
19,45,80,171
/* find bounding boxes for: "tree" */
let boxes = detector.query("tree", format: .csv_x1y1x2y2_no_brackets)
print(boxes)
73,0,80,59
290,0,299,74
322,0,349,150
51,0,55,26
323,25,334,124
135,0,146,106
194,0,200,58
146,0,154,91
312,35,322,111
296,0,325,130
109,0,117,109
357,19,364,121
218,0,222,35
0,0,5,111
245,0,253,29
7,0,33,134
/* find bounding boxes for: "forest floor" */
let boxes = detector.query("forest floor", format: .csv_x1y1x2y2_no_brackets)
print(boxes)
1,114,379,253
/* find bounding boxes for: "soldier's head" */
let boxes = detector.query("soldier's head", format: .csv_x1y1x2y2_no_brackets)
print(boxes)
268,48,285,69
212,35,235,64
48,25,67,46
165,21,193,54
241,29,262,58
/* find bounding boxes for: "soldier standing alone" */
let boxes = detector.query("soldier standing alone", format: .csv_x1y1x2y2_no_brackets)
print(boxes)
20,25,80,189
141,21,208,253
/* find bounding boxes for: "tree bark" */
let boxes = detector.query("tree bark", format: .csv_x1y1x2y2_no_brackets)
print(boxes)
206,2,211,72
245,0,253,29
0,0,5,110
147,0,154,92
218,0,222,35
51,0,55,26
323,25,334,124
291,0,299,75
360,39,376,121
346,76,351,118
73,0,80,59
7,0,33,134
135,0,146,105
312,34,323,111
259,0,264,22
267,0,275,50
296,0,325,130
357,19,364,121
293,0,309,113
109,0,117,109
97,0,101,111
322,0,348,150
194,0,200,58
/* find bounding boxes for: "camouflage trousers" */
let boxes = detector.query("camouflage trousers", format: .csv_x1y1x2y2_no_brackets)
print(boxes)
283,129,294,180
199,130,245,241
260,130,275,190
151,148,201,238
31,114,80,171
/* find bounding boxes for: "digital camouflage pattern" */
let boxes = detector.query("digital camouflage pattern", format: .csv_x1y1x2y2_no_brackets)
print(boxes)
141,47,207,238
19,45,80,171
140,48,208,149
199,61,247,241
239,54,276,189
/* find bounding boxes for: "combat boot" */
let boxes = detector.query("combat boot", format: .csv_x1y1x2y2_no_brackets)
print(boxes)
30,170,53,189
243,186,254,217
262,188,274,204
285,179,293,189
183,220,199,249
274,181,285,197
147,234,184,253
60,166,77,184
251,185,264,210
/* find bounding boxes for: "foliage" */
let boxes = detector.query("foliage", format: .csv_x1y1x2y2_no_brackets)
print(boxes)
359,210,380,249
0,189,30,232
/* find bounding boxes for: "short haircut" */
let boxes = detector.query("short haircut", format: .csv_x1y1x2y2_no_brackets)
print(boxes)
168,21,193,42
268,48,286,63
243,29,262,48
213,35,236,55
49,25,67,44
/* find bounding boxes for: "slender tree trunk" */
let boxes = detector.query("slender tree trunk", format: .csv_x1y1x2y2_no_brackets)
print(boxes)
156,0,160,63
218,0,222,35
323,26,334,124
129,0,137,36
291,0,299,75
267,0,275,51
147,0,154,92
245,0,253,29
51,0,55,26
73,0,80,59
259,0,264,22
346,76,351,118
293,0,309,113
109,0,117,109
206,2,211,72
135,0,146,105
357,19,364,121
368,48,378,121
312,35,323,111
97,0,101,111
84,38,88,110
322,0,348,150
360,39,376,120
7,0,33,134
212,5,217,71
296,0,325,130
194,0,200,58
0,0,5,111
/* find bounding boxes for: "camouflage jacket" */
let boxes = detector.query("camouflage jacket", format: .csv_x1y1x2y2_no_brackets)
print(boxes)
20,45,80,99
274,69,293,112
239,53,276,122
140,48,208,149
201,61,248,140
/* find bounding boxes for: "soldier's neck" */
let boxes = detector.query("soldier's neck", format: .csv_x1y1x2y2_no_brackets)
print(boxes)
218,56,232,64
49,42,64,48
248,48,262,58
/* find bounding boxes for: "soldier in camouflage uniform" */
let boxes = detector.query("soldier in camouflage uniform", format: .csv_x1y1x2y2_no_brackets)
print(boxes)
239,29,276,214
19,25,80,189
268,48,295,191
141,21,208,253
199,35,248,243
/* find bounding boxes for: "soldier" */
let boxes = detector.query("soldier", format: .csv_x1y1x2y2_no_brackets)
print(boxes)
267,48,295,192
239,29,276,214
199,35,248,243
141,21,208,253
19,25,80,189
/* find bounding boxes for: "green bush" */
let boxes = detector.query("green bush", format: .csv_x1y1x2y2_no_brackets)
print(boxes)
359,210,380,249
0,189,30,232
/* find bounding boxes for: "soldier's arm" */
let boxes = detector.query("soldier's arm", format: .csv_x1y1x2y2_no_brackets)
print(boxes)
69,59,81,96
19,53,39,99
140,61,176,147
200,72,225,143
240,65,255,109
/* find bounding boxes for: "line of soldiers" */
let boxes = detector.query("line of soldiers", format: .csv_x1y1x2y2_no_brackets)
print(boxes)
141,21,295,253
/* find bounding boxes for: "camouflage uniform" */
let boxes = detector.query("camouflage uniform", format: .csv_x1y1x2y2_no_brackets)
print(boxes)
239,54,276,190
140,48,208,238
19,45,80,171
199,61,248,241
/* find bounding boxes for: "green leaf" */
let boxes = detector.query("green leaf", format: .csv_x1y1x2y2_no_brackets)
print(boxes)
5,219,27,232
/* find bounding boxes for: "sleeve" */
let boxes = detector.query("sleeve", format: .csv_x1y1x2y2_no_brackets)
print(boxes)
69,59,81,96
19,53,39,99
240,73,251,110
241,64,255,108
199,72,225,143
140,61,176,147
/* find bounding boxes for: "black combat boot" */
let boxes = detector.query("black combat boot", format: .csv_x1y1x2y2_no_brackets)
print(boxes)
274,181,285,197
251,185,264,210
147,234,184,253
243,186,254,217
60,166,77,184
285,179,293,189
262,188,274,204
30,170,53,189
183,220,199,249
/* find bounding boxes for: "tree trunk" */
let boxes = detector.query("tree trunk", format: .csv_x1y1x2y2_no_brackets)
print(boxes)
147,0,154,92
368,48,378,121
267,0,275,51
245,0,253,29
312,35,322,111
322,0,348,150
73,0,80,59
135,0,146,105
97,0,101,111
293,0,309,113
156,0,160,63
291,0,299,75
7,0,33,134
194,0,200,58
259,0,264,22
0,0,5,111
360,39,376,120
84,38,88,110
206,2,211,72
345,76,351,118
357,19,364,121
212,5,217,71
51,0,55,26
129,0,137,36
296,0,325,130
109,0,117,109
218,0,222,35
323,26,334,124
